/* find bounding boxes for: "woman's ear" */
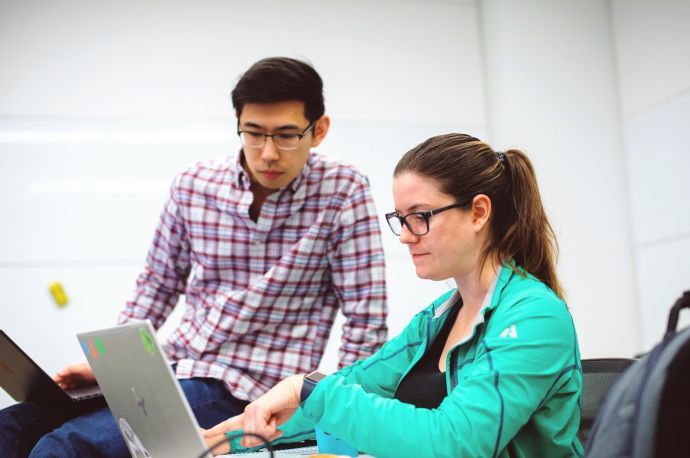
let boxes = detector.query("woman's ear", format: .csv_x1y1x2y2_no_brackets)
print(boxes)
471,194,492,232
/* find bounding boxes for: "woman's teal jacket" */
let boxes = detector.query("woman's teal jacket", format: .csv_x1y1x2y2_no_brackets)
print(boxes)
232,265,583,457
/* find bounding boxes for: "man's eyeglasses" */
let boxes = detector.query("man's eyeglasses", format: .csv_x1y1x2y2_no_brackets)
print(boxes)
385,202,468,236
237,122,314,151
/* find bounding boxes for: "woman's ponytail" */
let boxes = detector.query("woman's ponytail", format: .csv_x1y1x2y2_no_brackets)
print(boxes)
490,149,563,299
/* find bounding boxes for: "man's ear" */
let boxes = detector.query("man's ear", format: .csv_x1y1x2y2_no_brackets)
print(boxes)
310,115,330,148
471,194,492,232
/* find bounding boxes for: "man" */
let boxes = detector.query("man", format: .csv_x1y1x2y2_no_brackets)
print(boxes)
0,57,388,457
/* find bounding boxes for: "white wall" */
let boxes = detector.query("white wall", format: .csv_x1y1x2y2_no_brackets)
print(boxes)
611,0,690,350
479,0,640,358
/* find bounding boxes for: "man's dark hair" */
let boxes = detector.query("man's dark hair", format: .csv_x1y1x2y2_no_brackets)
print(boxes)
231,57,325,123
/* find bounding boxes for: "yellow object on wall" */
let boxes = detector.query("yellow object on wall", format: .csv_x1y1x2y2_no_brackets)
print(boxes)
49,282,69,307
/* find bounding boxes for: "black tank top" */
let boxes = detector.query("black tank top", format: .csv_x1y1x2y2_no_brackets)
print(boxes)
394,303,460,409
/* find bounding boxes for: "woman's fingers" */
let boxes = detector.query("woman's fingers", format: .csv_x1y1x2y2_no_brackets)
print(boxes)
267,425,284,443
241,410,276,448
236,374,305,448
203,432,230,456
200,414,248,455
204,414,244,437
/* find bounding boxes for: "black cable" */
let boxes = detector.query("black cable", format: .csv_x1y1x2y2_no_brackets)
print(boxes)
196,431,274,458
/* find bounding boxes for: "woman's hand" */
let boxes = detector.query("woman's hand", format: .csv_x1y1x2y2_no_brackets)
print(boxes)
54,362,97,389
203,374,305,453
240,373,303,447
203,415,243,455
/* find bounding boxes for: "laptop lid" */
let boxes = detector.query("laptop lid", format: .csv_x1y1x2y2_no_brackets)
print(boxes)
78,321,209,458
0,330,102,405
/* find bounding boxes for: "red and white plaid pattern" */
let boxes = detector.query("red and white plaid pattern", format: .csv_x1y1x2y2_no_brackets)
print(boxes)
119,152,388,401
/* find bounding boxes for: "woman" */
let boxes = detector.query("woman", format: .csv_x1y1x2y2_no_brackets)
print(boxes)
204,134,583,457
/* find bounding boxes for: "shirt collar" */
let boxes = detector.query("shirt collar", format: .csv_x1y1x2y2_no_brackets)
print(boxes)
288,152,314,192
234,150,251,191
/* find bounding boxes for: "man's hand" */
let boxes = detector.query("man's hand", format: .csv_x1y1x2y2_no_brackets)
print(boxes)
202,374,305,454
54,362,97,389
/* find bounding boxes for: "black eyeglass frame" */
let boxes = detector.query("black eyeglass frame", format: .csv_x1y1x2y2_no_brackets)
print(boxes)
385,202,469,236
236,121,315,150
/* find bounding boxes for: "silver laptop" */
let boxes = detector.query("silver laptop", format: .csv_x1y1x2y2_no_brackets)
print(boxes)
0,330,102,406
78,321,210,458
78,321,320,458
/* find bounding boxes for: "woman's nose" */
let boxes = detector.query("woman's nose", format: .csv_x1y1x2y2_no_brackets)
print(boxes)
398,224,419,244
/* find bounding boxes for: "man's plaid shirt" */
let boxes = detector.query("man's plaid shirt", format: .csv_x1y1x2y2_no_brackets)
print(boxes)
119,151,388,401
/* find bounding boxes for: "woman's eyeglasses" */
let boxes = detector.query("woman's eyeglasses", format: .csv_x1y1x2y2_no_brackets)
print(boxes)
385,202,467,236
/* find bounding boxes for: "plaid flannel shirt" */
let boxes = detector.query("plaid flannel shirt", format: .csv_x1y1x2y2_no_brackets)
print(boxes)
119,151,388,401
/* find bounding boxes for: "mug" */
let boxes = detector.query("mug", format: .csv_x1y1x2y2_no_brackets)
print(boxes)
315,425,358,457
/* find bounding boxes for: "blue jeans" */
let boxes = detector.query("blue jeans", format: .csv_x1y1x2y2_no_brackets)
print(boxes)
0,378,248,458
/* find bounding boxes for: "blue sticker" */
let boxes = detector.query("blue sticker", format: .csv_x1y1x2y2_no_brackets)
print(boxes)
80,340,90,357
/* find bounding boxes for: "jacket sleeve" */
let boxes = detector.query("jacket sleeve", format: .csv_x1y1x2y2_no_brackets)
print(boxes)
118,176,191,329
299,295,579,458
334,306,429,396
328,177,388,367
227,306,431,453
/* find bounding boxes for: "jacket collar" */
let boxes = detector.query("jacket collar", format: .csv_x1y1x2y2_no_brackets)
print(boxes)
432,262,516,319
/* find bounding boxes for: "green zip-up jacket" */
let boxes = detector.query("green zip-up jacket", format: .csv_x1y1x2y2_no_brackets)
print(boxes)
232,265,583,457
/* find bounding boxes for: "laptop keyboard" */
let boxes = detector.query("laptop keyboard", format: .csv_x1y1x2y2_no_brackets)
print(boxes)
66,384,102,400
222,444,318,456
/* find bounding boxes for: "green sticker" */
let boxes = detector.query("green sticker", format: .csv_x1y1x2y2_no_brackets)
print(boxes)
94,337,106,355
139,328,155,355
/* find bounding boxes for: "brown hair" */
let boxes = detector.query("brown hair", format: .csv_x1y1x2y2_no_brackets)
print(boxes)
394,133,563,299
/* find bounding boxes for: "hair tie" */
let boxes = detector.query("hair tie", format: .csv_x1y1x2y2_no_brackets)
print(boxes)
495,151,506,163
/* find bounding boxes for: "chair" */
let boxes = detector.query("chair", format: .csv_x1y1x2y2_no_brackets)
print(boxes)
578,358,635,445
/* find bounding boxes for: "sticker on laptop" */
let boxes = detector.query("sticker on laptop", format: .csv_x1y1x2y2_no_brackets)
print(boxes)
119,417,152,458
139,327,156,355
82,339,102,358
94,337,106,354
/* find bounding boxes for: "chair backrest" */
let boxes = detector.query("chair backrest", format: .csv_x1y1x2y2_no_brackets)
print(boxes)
578,358,635,444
